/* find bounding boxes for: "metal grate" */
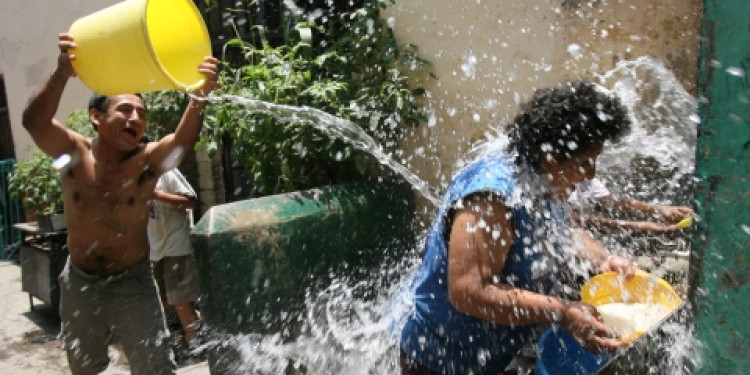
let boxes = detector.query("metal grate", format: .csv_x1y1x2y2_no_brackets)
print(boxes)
0,159,23,259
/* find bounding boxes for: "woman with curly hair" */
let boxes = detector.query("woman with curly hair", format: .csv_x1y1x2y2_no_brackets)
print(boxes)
398,80,636,375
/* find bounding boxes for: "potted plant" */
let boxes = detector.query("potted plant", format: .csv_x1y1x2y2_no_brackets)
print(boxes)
7,149,65,231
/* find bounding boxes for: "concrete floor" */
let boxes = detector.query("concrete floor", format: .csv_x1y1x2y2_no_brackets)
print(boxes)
0,258,209,375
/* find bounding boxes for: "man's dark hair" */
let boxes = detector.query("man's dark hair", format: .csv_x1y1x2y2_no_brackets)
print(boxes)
87,93,146,132
87,94,109,114
507,80,631,173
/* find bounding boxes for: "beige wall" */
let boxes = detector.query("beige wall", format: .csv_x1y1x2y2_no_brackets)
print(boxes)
0,0,121,160
384,0,701,200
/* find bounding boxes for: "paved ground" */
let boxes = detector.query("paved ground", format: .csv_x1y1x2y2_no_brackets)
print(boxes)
0,258,209,374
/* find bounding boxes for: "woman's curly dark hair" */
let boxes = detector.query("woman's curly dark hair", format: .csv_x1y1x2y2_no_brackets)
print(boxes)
507,80,631,173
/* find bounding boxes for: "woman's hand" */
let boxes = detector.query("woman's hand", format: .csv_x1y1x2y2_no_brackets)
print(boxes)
654,204,693,224
560,301,624,354
599,254,637,280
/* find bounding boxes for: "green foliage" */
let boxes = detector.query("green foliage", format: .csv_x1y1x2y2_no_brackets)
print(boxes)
142,90,190,140
65,109,99,138
8,150,62,214
7,109,98,214
201,0,432,197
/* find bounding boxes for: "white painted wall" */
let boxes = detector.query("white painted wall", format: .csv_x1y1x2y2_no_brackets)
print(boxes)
0,0,121,160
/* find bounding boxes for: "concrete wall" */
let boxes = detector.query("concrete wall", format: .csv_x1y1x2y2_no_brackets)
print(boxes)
0,0,121,160
383,0,701,201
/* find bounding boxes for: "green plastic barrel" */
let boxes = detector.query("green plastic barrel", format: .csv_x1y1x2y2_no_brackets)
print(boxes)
191,181,416,374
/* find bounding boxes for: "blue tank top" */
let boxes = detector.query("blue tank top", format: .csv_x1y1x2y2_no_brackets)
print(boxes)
399,153,568,375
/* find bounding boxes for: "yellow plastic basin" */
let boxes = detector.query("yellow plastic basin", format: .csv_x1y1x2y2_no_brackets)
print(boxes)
581,270,683,342
582,270,682,308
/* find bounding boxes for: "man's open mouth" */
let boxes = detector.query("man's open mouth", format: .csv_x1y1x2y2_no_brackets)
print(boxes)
122,128,138,140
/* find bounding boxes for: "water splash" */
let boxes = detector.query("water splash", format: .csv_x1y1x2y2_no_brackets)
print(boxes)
595,56,698,205
205,259,420,374
207,94,441,207
199,57,699,374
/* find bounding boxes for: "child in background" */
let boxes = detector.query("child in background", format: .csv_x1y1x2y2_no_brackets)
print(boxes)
148,165,203,357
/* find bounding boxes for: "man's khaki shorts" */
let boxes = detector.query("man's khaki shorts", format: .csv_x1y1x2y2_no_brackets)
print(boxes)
152,255,200,305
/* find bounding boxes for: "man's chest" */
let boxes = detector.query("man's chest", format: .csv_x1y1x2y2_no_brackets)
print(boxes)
63,156,157,211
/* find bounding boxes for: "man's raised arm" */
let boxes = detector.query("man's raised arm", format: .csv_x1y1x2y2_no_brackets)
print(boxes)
149,56,220,174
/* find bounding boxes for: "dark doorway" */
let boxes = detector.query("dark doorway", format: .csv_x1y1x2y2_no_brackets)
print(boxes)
0,75,15,161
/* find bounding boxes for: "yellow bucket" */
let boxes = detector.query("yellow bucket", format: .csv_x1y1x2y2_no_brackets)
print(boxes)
69,0,211,95
581,270,682,309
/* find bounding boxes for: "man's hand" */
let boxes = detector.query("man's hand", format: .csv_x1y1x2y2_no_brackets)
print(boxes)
194,56,220,97
57,33,77,78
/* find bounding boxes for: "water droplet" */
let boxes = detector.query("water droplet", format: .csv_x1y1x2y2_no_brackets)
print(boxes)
492,229,501,240
729,113,743,123
567,43,582,59
428,111,437,127
52,153,72,170
461,53,477,78
477,218,487,229
726,66,745,77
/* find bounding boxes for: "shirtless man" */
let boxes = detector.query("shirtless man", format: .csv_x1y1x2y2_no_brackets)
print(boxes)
21,32,219,375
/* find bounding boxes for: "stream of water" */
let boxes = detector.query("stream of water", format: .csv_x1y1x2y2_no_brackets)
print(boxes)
207,94,441,207
200,57,702,374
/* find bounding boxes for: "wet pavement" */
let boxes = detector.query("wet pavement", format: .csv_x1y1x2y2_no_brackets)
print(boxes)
0,258,209,374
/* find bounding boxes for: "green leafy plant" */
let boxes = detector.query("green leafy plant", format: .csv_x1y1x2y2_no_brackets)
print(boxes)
8,109,97,215
8,150,62,215
200,0,433,197
142,90,190,140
